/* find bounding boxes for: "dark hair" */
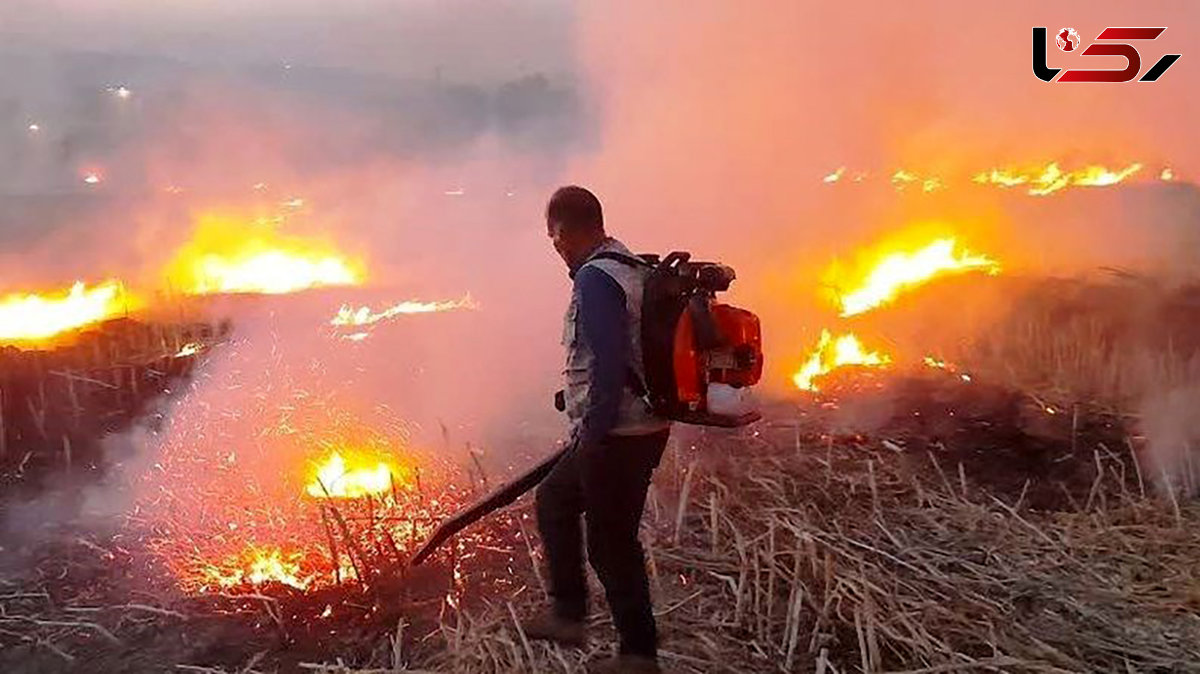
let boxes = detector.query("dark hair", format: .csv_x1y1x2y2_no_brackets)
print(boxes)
546,185,604,233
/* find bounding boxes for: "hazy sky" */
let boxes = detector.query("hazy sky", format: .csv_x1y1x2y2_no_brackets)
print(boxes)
0,0,575,81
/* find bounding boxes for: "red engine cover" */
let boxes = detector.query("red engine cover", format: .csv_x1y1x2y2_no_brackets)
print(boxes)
673,303,763,409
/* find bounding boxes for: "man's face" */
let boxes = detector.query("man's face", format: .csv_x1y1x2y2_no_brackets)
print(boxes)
547,219,579,268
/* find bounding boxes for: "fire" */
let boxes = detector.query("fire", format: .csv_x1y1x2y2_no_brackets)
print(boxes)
924,355,972,382
0,280,133,345
923,355,949,369
201,546,314,591
306,450,410,499
165,212,365,295
889,170,946,193
834,238,999,317
330,295,478,327
793,330,890,391
972,162,1143,196
176,342,202,357
794,234,1001,391
131,288,459,594
822,161,1156,194
891,169,918,188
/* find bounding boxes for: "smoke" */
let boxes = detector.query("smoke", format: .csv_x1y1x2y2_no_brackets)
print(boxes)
1139,383,1200,499
556,0,1200,390
0,0,593,437
0,1,592,554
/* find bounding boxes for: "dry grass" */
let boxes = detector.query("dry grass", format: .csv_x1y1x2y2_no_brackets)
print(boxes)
966,275,1200,409
322,417,1198,674
274,275,1200,673
295,275,1200,672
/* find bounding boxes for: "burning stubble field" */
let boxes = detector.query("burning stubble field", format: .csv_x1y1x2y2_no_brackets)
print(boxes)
2,197,1200,673
3,360,1200,674
2,166,1200,674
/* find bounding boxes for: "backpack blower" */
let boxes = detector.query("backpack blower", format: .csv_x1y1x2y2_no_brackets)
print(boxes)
411,251,762,566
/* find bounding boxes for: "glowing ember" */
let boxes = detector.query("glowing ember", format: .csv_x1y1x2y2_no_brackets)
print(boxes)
175,342,202,357
165,212,365,295
971,168,1028,188
835,238,999,317
306,450,407,499
0,280,133,344
27,123,40,132
330,295,478,327
201,546,314,590
972,162,1143,196
923,356,949,369
823,167,845,183
794,330,890,392
83,173,101,185
1161,168,1175,181
924,355,973,381
891,170,918,188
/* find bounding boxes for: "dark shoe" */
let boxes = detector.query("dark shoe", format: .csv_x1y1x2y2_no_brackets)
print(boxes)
519,612,585,648
588,655,662,673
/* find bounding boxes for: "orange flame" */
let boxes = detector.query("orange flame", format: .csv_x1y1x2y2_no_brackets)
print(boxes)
0,280,134,345
200,546,314,591
972,162,1143,196
165,212,365,295
330,295,478,327
793,330,889,391
834,238,999,317
305,450,410,499
822,161,1155,194
924,355,972,382
890,170,945,192
175,342,202,357
794,234,1001,391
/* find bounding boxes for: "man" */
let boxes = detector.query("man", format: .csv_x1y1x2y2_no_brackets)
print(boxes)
523,186,671,673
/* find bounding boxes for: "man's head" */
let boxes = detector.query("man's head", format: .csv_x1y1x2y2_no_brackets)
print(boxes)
546,185,606,270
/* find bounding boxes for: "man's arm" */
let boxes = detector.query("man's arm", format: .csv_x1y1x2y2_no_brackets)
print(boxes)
574,265,629,448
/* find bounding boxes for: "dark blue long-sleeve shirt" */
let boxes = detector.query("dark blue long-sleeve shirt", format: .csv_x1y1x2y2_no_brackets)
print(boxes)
573,264,629,447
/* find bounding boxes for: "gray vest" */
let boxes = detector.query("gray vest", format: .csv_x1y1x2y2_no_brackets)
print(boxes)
562,238,672,438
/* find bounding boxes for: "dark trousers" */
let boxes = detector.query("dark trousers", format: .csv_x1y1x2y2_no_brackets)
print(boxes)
535,430,669,657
